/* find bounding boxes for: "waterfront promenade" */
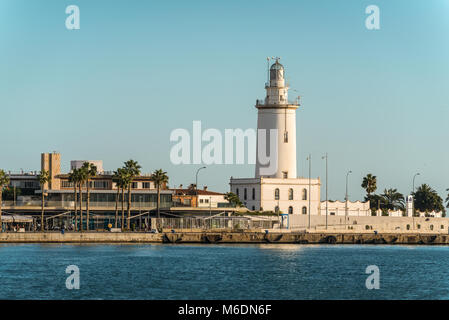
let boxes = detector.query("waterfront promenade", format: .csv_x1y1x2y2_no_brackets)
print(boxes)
1,231,449,245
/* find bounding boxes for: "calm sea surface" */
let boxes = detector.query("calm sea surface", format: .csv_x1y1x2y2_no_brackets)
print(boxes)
0,244,448,299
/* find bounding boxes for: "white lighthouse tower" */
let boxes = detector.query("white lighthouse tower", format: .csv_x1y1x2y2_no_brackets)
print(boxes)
255,58,299,179
230,58,321,215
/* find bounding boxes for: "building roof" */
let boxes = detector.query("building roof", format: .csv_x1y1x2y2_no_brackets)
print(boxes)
171,188,224,196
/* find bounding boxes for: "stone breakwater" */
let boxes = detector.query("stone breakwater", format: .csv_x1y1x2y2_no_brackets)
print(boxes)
1,232,449,245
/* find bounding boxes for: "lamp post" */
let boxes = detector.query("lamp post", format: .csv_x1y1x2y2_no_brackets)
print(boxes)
195,166,206,207
322,153,328,230
412,173,420,229
345,170,352,228
306,154,312,229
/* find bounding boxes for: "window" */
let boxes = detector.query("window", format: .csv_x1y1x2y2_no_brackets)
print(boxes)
430,225,434,231
131,182,138,189
288,188,293,200
236,188,239,196
284,131,288,143
94,181,108,189
406,224,410,230
205,199,209,203
200,199,204,203
252,206,255,210
61,181,74,188
288,206,293,214
274,188,280,200
252,188,255,200
302,206,307,215
142,182,150,189
283,171,288,179
441,225,445,230
330,212,335,216
275,206,279,213
244,188,247,200
302,188,307,200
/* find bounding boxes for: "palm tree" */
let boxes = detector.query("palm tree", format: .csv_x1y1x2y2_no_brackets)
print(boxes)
413,184,445,214
445,188,449,209
37,170,51,231
77,166,87,231
68,169,80,231
0,170,10,232
113,168,127,229
381,188,405,211
150,169,169,219
82,162,97,231
361,174,377,196
123,160,141,230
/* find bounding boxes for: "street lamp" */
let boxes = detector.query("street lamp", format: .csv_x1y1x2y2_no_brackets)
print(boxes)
345,170,352,227
322,153,328,230
412,173,420,193
195,166,206,207
412,172,420,229
306,154,312,229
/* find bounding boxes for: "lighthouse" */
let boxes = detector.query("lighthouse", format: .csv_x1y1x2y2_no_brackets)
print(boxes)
230,58,320,216
255,58,299,179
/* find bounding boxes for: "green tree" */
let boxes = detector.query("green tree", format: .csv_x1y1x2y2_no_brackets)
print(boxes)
150,169,169,219
0,170,10,232
413,184,445,214
381,188,405,211
123,160,141,230
37,170,51,231
361,174,377,196
82,162,97,231
224,192,243,208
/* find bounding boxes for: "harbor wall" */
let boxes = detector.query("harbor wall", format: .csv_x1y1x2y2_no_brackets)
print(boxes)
1,231,449,245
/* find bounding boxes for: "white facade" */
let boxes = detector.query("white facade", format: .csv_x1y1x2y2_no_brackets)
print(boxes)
70,160,104,173
319,201,371,216
197,194,227,208
230,177,321,215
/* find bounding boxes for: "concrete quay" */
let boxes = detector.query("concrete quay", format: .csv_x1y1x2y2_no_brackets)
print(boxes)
1,231,449,245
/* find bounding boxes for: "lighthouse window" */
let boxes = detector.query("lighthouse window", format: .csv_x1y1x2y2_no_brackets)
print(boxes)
302,189,307,200
274,188,280,200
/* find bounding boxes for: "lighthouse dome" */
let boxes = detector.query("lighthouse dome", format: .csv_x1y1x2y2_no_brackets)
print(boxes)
269,59,284,83
270,61,284,70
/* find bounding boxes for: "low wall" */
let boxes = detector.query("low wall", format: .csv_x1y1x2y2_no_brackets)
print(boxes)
1,231,449,245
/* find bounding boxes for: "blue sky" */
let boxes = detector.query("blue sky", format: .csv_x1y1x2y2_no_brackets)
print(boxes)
1,0,448,201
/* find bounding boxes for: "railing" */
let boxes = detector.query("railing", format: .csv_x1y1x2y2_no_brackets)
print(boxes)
256,98,300,106
153,217,274,231
1,200,172,210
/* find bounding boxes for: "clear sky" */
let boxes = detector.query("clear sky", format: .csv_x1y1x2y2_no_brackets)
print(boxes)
1,0,448,201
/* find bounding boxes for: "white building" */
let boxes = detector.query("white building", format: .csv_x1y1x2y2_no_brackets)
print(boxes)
230,58,367,215
70,160,104,173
